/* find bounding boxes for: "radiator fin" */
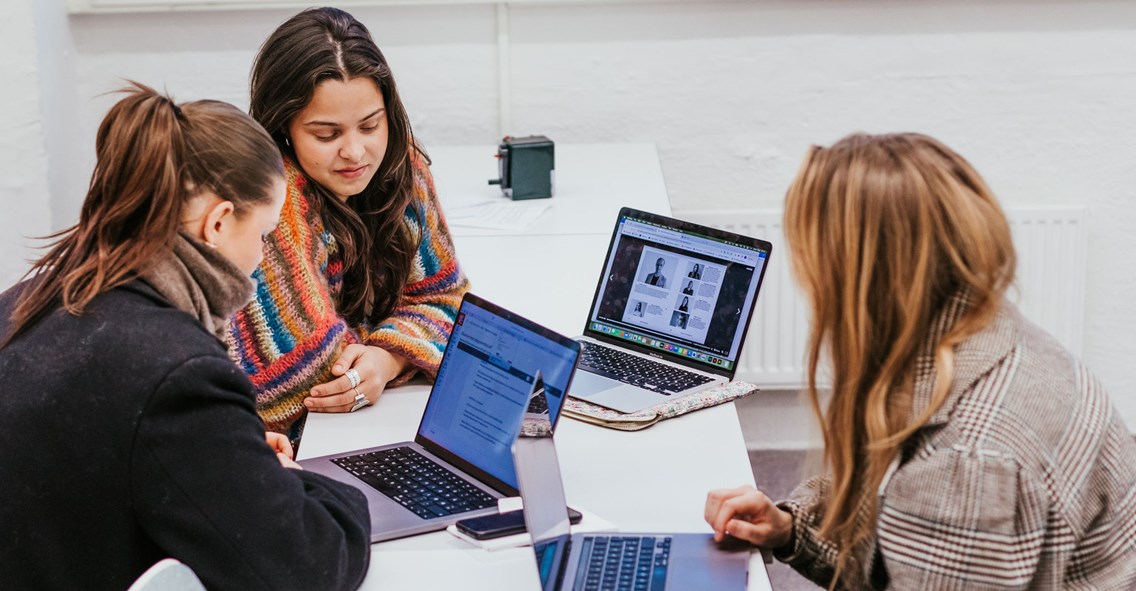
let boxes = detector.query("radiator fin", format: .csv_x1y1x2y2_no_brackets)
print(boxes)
678,206,1086,388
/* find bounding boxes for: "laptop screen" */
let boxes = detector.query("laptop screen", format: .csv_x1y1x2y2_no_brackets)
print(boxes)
585,208,771,374
513,427,573,591
532,536,570,591
416,294,580,493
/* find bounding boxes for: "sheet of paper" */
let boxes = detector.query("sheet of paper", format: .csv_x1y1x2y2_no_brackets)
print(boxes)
446,200,552,231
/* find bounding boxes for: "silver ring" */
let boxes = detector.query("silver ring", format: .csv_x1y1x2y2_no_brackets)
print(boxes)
345,368,361,389
350,387,369,412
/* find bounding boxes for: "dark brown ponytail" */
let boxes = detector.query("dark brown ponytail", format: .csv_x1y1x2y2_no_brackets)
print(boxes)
3,81,282,346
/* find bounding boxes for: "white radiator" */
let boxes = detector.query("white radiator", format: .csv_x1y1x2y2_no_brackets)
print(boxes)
678,206,1087,388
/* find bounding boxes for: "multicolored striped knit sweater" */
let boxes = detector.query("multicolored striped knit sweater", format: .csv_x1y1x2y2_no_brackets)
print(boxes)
226,151,469,438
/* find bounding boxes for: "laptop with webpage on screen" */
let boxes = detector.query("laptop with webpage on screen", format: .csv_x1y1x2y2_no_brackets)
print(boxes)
512,396,749,590
571,207,771,414
298,292,581,542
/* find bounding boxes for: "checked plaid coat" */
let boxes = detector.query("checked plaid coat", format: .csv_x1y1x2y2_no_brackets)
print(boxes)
775,296,1136,590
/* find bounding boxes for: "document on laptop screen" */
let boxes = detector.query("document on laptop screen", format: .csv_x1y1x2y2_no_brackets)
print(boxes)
418,301,577,489
589,215,767,372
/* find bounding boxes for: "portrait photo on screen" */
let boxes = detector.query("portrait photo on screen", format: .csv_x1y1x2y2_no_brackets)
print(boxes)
594,227,759,358
638,253,675,289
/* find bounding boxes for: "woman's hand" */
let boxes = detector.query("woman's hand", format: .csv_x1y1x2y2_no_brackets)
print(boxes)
266,432,301,470
306,344,409,413
704,485,794,548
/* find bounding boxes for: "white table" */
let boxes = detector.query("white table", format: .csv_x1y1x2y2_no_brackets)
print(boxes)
427,143,670,238
299,144,772,590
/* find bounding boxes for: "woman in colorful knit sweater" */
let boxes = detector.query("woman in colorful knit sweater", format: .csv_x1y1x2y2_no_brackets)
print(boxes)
228,7,469,442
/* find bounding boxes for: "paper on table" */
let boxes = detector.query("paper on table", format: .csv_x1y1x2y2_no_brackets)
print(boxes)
446,200,552,231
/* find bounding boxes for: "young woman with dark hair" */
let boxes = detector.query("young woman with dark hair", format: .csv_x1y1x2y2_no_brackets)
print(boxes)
0,83,370,589
705,133,1136,589
230,6,469,442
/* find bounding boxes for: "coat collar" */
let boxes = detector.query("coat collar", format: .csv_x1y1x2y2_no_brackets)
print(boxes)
908,293,1021,429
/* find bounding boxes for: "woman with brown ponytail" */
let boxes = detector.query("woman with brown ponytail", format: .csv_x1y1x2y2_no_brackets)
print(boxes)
228,7,470,445
705,133,1136,589
0,83,370,590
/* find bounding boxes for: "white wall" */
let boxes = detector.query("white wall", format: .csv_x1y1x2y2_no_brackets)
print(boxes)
9,0,1136,427
0,0,53,286
32,1,84,232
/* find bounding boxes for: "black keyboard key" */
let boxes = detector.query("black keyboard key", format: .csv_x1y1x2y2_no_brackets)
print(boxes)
579,343,713,393
526,388,549,414
332,447,496,519
576,535,672,591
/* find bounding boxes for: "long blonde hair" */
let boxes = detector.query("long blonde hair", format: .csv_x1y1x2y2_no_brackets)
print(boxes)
783,133,1015,587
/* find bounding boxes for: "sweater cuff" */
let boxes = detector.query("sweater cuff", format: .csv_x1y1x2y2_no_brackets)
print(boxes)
772,500,809,564
387,366,419,388
363,331,441,379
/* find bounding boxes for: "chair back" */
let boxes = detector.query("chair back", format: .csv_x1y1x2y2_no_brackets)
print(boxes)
127,558,206,591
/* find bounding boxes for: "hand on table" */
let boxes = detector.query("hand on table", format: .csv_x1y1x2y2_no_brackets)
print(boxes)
306,344,409,413
704,485,793,549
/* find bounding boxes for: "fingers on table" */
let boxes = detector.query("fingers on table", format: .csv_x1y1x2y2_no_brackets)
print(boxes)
306,386,361,412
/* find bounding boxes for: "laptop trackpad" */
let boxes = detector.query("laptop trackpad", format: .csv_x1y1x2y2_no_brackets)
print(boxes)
569,371,620,396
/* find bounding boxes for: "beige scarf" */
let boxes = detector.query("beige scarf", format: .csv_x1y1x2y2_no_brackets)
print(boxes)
138,231,255,341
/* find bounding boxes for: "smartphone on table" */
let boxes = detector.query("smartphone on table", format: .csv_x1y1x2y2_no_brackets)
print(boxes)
455,507,583,540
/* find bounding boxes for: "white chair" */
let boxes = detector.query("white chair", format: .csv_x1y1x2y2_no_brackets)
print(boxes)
127,558,206,591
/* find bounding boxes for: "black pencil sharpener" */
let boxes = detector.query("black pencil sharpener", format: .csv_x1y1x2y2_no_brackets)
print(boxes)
488,135,555,200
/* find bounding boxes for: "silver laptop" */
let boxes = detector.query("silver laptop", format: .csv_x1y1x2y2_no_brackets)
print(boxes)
513,400,750,590
571,207,772,413
299,293,581,542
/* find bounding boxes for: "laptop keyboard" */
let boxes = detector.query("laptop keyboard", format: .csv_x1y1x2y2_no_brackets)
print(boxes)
526,387,549,414
579,342,713,394
331,447,496,520
576,536,672,591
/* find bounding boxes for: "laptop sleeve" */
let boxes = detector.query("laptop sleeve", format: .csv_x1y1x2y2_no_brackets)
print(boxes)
563,381,759,431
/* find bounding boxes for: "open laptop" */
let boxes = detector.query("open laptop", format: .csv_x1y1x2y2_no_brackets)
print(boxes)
513,399,750,590
571,207,772,413
298,292,581,542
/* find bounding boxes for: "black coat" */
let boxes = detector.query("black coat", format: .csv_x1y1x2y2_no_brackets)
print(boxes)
0,281,371,590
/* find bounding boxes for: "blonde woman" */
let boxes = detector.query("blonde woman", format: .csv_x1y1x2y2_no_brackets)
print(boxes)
705,133,1136,589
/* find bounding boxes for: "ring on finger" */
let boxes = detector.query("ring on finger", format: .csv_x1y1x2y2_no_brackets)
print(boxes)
350,387,370,412
345,368,361,389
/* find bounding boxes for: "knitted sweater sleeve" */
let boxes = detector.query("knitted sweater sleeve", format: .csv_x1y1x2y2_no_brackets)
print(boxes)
356,152,470,383
227,162,352,435
227,156,469,435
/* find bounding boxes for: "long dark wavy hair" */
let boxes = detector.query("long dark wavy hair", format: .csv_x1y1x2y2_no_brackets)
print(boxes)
249,6,424,324
3,82,283,347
